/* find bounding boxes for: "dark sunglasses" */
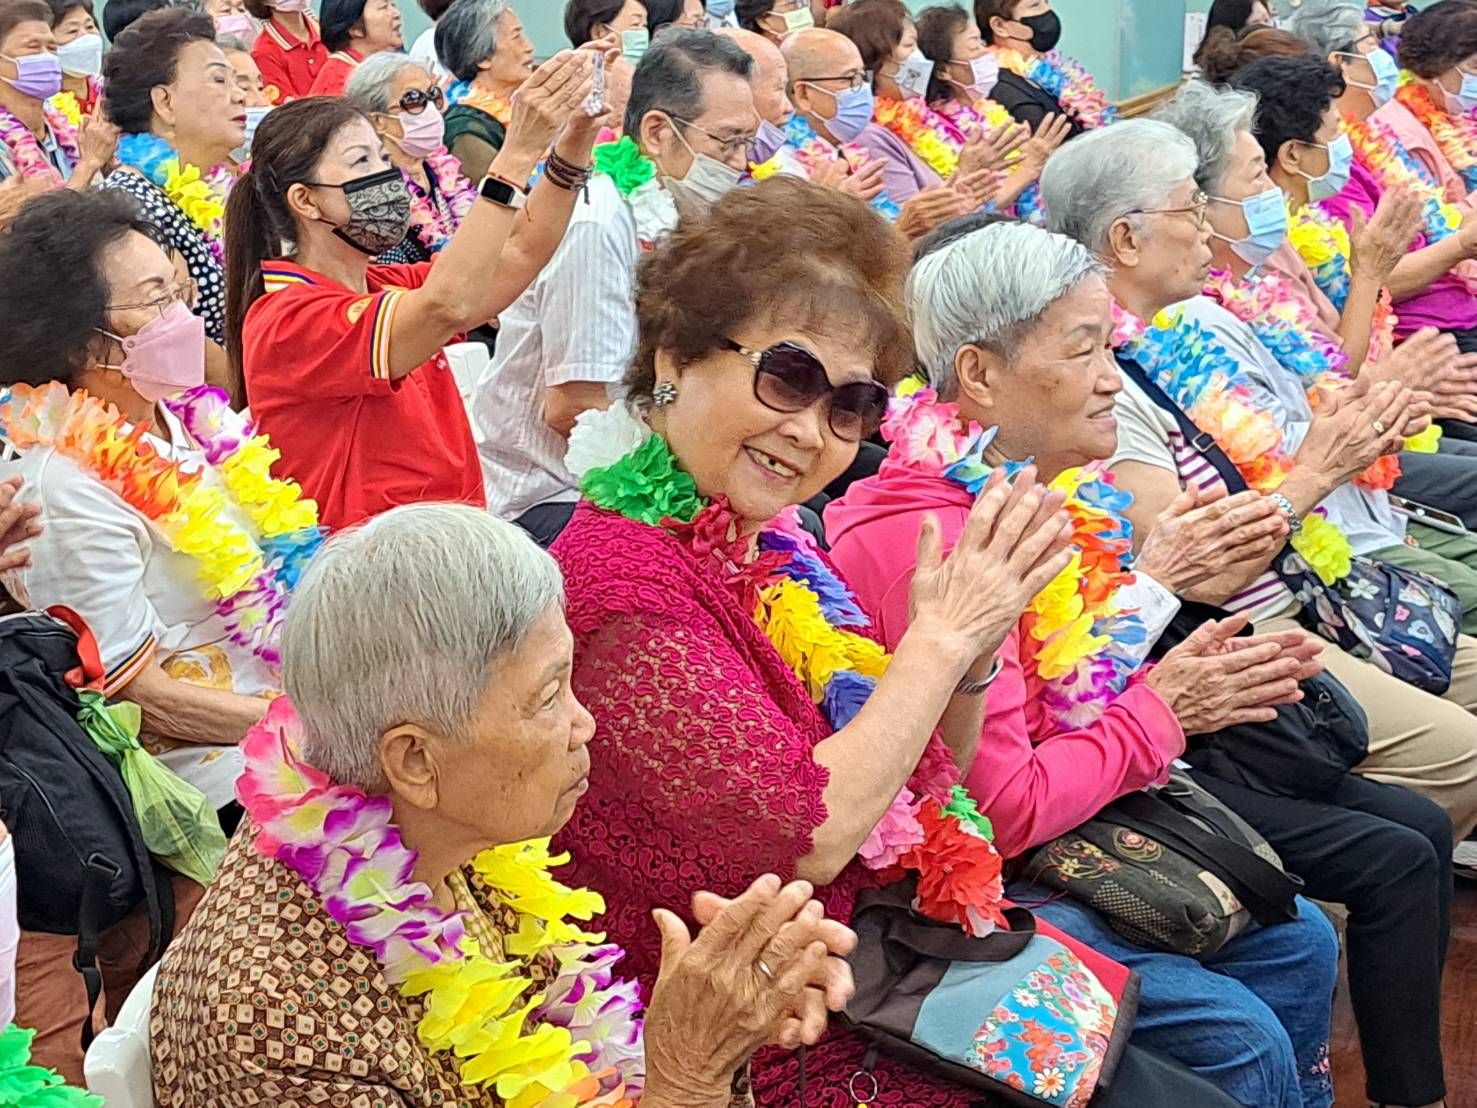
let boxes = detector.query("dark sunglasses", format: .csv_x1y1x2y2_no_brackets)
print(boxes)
725,339,887,443
396,85,444,113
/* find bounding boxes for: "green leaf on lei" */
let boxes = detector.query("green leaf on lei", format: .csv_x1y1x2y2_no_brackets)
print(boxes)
0,1025,103,1106
592,136,657,197
942,784,995,842
581,434,703,526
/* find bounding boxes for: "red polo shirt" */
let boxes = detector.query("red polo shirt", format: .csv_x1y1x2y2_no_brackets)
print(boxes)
252,16,328,104
242,260,485,531
308,49,364,97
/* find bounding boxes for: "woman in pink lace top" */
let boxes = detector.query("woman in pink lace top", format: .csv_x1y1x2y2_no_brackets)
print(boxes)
550,177,1240,1106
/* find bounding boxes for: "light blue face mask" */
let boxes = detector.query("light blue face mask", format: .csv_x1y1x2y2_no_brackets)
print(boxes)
621,27,650,64
1443,66,1477,115
705,0,736,18
1300,132,1354,202
1337,46,1399,107
1212,185,1288,267
812,81,874,143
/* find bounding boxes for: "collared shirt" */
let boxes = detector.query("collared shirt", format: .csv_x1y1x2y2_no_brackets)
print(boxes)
243,258,484,530
252,15,327,103
474,173,639,520
308,48,365,97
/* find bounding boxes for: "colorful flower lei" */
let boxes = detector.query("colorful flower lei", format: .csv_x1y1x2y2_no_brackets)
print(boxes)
404,147,478,254
1287,202,1401,372
883,381,1146,734
1113,305,1356,586
0,382,323,665
874,95,969,180
932,95,1044,221
991,47,1117,130
0,1025,100,1105
115,132,232,266
238,698,642,1105
591,135,679,248
1342,111,1464,245
749,114,902,221
567,403,1008,937
0,102,80,186
448,81,513,127
1394,78,1477,193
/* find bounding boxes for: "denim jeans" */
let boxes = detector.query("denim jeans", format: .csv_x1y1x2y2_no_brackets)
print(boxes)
1009,886,1339,1108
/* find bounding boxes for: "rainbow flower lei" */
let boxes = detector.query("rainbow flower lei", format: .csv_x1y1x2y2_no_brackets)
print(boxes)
0,103,80,187
1395,78,1477,193
0,382,323,665
935,96,1044,222
566,404,1008,937
404,147,478,254
116,132,232,266
1113,306,1356,586
749,114,902,221
0,1025,100,1105
238,698,642,1105
991,48,1117,130
1287,202,1402,374
1343,111,1464,245
883,381,1146,734
874,95,969,180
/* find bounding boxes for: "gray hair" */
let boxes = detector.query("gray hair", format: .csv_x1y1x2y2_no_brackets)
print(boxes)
345,52,434,113
624,28,754,138
1152,79,1259,193
215,33,251,52
908,221,1104,397
281,503,565,790
1290,1,1367,56
1042,119,1199,253
435,0,507,83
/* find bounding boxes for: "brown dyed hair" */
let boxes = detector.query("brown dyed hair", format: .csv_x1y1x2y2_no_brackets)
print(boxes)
630,176,914,401
1195,24,1311,84
0,0,55,47
1399,0,1477,79
826,0,909,81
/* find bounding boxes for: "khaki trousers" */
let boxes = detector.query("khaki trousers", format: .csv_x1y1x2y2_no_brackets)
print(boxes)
1257,614,1477,841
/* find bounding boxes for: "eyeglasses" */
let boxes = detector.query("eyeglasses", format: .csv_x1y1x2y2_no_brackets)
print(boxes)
394,84,444,114
105,277,197,316
1130,189,1209,227
804,70,871,91
726,339,888,443
671,115,759,161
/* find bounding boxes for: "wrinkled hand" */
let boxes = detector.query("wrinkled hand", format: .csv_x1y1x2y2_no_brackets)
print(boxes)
1146,614,1320,735
0,477,40,574
1134,485,1288,599
0,174,46,231
502,49,598,169
1016,112,1072,178
1377,328,1477,421
909,466,1075,674
950,166,997,206
76,107,118,174
896,185,974,239
958,118,1028,176
1349,185,1422,283
1297,377,1424,486
1457,211,1477,260
811,153,886,200
643,876,857,1104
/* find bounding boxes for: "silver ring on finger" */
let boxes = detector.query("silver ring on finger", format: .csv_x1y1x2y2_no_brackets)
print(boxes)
757,959,776,980
1373,420,1387,434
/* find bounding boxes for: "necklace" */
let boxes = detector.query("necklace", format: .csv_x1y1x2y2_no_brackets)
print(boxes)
1394,78,1477,193
883,382,1146,733
1342,112,1464,245
566,403,1009,936
591,135,679,249
238,698,643,1103
0,383,323,666
750,114,902,221
404,148,477,254
448,81,513,127
0,102,79,185
1113,305,1355,586
115,133,232,266
991,47,1116,130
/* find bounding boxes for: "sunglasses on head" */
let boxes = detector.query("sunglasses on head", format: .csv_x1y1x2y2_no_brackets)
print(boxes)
396,85,444,113
725,339,887,443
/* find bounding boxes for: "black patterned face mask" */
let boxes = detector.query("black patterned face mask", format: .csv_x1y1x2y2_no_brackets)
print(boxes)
305,167,412,254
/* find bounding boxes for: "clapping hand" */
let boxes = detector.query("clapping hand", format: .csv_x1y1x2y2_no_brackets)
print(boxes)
1134,485,1288,601
896,185,975,239
1297,377,1426,486
1349,185,1423,285
1376,328,1477,422
810,153,887,201
75,104,118,180
958,118,1028,177
0,477,40,574
1016,113,1072,179
500,49,601,173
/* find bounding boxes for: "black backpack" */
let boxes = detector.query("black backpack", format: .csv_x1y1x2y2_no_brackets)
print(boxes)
0,609,173,1048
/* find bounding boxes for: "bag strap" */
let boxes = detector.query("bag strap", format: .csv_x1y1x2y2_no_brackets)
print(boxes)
1106,791,1302,926
853,895,1040,964
1115,355,1252,496
72,854,119,1052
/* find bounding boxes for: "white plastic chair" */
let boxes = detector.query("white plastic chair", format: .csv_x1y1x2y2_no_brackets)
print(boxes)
83,961,159,1108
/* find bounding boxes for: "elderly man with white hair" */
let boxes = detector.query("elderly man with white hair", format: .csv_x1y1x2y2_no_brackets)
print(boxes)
827,216,1348,1108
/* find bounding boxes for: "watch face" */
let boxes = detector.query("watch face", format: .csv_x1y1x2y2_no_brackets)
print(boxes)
480,176,524,207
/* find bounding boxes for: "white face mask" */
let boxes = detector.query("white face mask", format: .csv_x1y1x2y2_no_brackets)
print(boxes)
665,122,743,205
893,50,934,99
55,32,102,78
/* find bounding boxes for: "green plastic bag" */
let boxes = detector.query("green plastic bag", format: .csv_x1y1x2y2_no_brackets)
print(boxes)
75,689,227,888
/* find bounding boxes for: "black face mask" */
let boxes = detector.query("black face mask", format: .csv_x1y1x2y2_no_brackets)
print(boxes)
1017,10,1062,53
304,167,412,255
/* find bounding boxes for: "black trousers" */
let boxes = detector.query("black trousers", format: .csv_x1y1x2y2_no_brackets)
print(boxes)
1394,438,1477,528
1190,772,1452,1106
513,501,577,548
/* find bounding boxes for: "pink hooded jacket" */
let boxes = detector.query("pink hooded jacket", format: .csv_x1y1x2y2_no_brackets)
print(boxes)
824,457,1186,860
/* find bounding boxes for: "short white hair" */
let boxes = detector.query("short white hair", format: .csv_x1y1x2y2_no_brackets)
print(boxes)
345,52,433,114
281,503,565,789
1291,1,1367,56
1043,119,1199,253
1152,79,1259,194
908,220,1104,397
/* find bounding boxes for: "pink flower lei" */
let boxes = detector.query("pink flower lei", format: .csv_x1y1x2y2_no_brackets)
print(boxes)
0,101,80,186
404,146,478,254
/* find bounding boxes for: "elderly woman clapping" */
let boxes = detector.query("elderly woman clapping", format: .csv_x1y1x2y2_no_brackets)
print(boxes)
348,53,475,264
149,502,857,1107
436,0,536,181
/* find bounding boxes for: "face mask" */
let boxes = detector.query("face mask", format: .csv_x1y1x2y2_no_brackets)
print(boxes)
621,28,650,64
392,102,445,158
775,7,814,37
55,33,102,78
214,12,254,38
0,51,62,100
1299,132,1353,202
271,0,311,13
1443,67,1477,115
706,0,735,18
953,53,999,100
1341,47,1399,107
97,301,206,403
239,104,271,154
1014,10,1061,53
810,81,874,142
752,117,789,162
311,167,412,254
665,124,742,205
1213,185,1288,266
893,51,934,99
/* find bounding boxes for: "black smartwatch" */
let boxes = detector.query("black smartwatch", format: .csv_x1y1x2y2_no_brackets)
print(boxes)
479,174,528,210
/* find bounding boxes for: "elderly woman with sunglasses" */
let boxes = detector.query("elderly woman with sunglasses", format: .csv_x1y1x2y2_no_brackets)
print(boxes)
346,53,474,265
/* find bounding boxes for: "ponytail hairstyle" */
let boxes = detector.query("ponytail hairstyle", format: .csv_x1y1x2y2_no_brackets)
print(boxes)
1195,24,1311,84
223,96,368,402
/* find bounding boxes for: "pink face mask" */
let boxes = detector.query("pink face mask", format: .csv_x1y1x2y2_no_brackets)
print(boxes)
97,301,207,402
214,12,255,38
270,0,311,13
393,102,445,159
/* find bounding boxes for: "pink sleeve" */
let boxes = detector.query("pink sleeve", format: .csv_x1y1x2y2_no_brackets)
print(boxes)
965,628,1186,860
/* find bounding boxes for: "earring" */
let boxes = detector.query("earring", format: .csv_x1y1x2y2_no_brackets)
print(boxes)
652,381,678,407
